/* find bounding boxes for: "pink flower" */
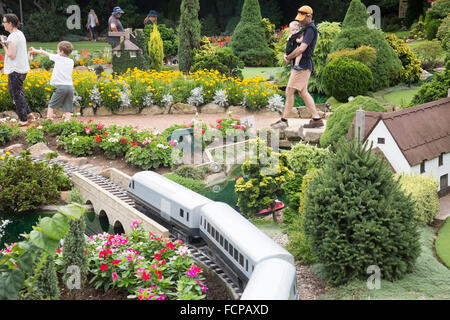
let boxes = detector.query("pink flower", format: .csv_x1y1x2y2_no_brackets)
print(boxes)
84,126,92,133
166,242,174,250
110,259,121,266
97,124,104,130
112,272,118,282
154,253,161,261
131,220,142,228
169,140,177,146
216,119,222,123
100,264,108,272
142,271,151,281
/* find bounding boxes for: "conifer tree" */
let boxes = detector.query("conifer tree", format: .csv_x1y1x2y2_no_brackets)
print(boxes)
229,0,273,66
62,217,88,297
148,24,164,72
302,138,421,286
178,0,201,73
330,0,402,90
36,254,60,300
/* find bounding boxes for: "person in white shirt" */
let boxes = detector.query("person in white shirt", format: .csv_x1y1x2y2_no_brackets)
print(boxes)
29,41,75,120
1,13,34,124
86,9,98,42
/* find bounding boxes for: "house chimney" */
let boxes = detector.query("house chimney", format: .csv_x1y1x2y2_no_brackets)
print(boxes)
355,109,365,141
447,88,450,98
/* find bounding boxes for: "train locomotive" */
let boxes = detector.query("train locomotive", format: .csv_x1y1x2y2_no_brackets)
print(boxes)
127,171,299,300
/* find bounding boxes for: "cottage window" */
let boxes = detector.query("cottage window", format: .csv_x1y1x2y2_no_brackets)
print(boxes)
420,161,426,174
179,209,184,218
377,137,385,144
130,51,137,58
114,51,121,58
439,154,444,167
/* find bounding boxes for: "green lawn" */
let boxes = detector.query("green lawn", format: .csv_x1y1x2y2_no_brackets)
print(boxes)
242,67,282,80
371,85,420,108
0,41,110,57
436,219,450,269
321,226,450,300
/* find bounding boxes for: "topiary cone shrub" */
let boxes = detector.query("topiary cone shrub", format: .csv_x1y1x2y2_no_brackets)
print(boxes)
302,138,421,286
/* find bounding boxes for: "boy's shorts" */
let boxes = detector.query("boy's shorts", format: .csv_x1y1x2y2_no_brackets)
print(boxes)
48,85,74,112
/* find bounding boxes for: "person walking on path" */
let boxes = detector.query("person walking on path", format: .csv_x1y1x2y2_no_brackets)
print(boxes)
144,10,157,26
271,5,323,130
86,9,98,42
1,13,34,125
108,6,125,47
29,41,75,121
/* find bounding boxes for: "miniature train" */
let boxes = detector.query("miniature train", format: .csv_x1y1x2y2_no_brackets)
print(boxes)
127,171,299,300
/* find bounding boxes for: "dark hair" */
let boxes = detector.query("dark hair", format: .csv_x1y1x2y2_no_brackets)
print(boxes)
3,14,22,28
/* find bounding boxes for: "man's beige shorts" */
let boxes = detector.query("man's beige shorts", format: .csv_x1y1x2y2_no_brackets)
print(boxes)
287,69,311,92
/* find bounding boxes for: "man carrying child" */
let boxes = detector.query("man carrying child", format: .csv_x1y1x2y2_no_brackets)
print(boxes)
29,41,75,120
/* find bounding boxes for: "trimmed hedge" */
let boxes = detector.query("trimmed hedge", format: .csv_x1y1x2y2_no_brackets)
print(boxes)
322,57,374,102
395,173,440,225
320,96,386,149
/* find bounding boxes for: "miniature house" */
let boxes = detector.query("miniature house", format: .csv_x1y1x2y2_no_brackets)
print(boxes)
110,29,142,58
349,96,450,197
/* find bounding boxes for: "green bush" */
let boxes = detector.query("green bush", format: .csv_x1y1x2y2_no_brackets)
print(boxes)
286,168,319,264
163,173,206,193
36,254,60,300
395,173,440,225
229,0,273,66
384,33,423,83
23,13,66,42
322,57,374,102
303,139,421,286
175,165,209,180
0,150,71,213
411,15,426,39
178,0,201,72
320,96,386,149
25,126,46,146
409,67,450,106
330,0,402,90
144,24,179,59
425,18,442,40
412,40,446,69
148,24,164,72
328,46,377,67
426,0,450,20
437,14,450,51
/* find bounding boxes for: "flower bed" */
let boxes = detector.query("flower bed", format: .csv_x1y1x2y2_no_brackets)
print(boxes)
54,220,208,300
0,68,283,114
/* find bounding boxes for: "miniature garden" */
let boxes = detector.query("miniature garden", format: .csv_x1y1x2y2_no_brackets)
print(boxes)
1,0,450,300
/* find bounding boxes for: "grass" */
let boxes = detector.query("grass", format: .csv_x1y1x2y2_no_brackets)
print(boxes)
321,226,450,300
242,67,282,80
0,41,110,57
382,88,419,107
436,219,450,269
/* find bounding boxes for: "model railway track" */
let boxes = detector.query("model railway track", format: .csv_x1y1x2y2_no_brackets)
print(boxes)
12,154,243,299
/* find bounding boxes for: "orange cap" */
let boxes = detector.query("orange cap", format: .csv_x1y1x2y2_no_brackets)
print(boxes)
296,5,313,21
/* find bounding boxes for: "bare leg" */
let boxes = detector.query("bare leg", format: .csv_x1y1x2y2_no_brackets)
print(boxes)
282,86,296,119
47,107,55,119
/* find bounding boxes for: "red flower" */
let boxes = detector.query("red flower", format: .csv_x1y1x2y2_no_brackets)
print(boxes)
156,270,163,280
103,132,109,136
95,136,102,142
110,259,121,265
100,264,108,272
166,242,174,250
141,271,151,281
132,142,138,146
154,253,161,261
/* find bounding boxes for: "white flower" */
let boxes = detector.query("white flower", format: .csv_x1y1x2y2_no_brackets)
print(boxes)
89,86,103,108
143,92,154,107
212,89,229,107
72,137,79,144
187,86,204,106
73,90,82,107
266,94,285,112
161,93,174,108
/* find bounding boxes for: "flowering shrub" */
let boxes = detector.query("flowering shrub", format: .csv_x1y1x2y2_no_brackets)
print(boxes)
71,221,207,300
25,124,46,145
58,134,95,157
212,112,250,141
0,69,281,114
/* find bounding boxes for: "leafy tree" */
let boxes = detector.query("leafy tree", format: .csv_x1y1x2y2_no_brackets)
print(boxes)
409,62,450,106
235,139,293,221
36,254,59,300
178,0,201,73
330,0,402,90
303,138,421,286
148,24,164,71
229,0,273,66
437,14,450,51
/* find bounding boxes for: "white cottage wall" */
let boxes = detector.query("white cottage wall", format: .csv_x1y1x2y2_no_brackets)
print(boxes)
366,120,411,173
411,153,450,191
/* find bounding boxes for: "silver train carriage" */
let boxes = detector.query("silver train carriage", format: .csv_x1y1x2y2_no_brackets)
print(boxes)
127,171,212,242
199,201,295,291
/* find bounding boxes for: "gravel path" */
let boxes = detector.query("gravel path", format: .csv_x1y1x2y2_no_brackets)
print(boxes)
272,233,328,300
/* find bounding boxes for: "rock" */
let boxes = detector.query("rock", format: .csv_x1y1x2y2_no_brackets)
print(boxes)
96,106,113,116
82,107,95,116
299,126,325,144
205,172,227,186
384,105,394,112
170,103,198,114
98,167,111,178
297,106,311,118
421,70,433,81
113,107,139,115
55,155,71,163
66,157,89,167
200,103,226,114
285,127,301,141
60,191,70,202
287,108,299,118
4,144,25,154
226,106,247,115
140,105,168,115
433,67,445,74
41,108,65,118
27,142,53,158
257,109,280,117
0,111,19,120
316,103,332,113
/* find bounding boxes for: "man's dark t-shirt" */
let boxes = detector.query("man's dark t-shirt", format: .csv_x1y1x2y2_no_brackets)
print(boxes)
298,21,318,73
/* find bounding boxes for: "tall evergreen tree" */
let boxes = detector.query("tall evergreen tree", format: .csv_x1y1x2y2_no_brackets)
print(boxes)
178,0,201,73
229,0,273,66
303,138,421,286
148,24,164,71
